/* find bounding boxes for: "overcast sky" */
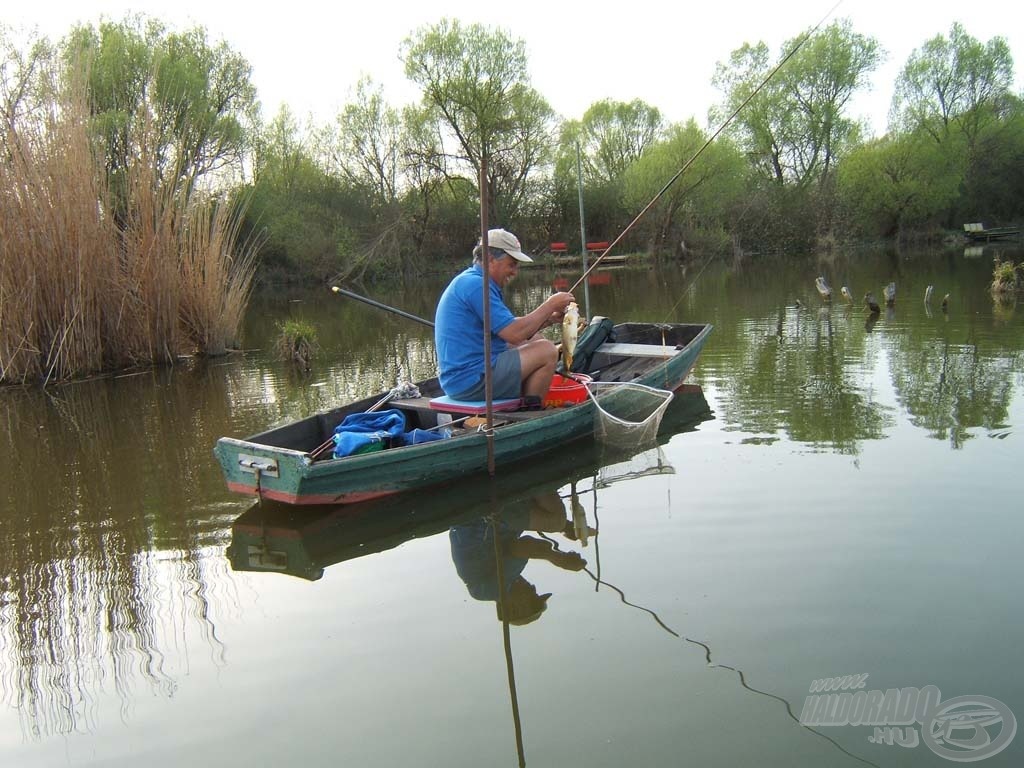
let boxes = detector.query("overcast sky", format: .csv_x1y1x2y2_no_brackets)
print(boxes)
8,0,1024,137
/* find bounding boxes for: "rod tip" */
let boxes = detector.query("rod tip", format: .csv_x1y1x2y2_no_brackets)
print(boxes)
330,286,340,293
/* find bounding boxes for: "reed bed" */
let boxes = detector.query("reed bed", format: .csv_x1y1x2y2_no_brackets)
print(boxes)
0,73,258,385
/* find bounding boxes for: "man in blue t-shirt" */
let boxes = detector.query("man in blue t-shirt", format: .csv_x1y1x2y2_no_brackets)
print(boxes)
435,228,575,405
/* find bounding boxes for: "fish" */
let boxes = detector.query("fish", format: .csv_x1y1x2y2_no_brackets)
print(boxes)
562,301,579,371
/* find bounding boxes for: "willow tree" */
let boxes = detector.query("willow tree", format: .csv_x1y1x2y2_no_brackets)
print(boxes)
316,76,402,204
713,20,880,188
622,120,746,254
63,16,257,199
400,18,556,229
552,99,664,243
891,22,1014,150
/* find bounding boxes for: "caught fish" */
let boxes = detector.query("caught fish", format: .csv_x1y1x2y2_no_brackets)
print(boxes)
561,302,579,371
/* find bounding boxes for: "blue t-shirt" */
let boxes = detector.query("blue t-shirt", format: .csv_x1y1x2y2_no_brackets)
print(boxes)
435,265,517,396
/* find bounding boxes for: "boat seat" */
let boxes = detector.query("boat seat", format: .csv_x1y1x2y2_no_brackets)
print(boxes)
428,395,522,414
596,342,679,358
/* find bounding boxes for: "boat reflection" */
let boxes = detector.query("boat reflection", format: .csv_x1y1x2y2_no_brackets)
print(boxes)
227,385,712,582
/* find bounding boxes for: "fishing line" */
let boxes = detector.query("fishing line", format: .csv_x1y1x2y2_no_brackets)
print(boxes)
569,0,843,296
576,562,881,768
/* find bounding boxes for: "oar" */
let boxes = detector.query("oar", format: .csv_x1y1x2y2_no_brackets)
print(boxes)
330,286,435,328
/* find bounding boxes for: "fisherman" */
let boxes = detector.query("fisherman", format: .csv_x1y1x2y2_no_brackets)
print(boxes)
435,228,575,408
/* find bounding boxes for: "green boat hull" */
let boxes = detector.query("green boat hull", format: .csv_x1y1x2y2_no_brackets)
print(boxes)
214,322,711,505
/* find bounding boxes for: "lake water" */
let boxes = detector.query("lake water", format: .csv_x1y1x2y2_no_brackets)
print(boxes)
2,244,1022,767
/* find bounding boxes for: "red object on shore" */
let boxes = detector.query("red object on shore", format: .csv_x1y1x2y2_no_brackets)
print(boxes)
543,373,592,407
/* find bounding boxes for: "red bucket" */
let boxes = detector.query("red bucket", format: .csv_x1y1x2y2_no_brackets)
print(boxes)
543,373,592,407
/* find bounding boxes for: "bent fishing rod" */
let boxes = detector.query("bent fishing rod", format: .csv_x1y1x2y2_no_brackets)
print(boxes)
570,1,842,294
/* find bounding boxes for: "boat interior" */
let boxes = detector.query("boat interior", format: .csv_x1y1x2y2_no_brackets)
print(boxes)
242,323,707,455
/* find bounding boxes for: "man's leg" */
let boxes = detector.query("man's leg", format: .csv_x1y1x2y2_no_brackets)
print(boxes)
516,338,558,397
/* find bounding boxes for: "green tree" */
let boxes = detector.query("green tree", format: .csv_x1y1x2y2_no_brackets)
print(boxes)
837,132,962,238
713,20,880,188
622,120,747,254
400,18,556,226
62,16,257,196
247,105,362,282
315,76,402,204
551,99,664,245
572,98,663,186
960,97,1024,223
891,22,1014,149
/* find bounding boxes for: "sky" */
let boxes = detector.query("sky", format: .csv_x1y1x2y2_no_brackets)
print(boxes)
7,0,1024,138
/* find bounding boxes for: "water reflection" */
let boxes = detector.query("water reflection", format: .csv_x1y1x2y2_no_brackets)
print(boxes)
0,366,239,740
227,388,710,766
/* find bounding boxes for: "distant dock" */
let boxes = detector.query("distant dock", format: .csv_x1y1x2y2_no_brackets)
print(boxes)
963,222,1020,242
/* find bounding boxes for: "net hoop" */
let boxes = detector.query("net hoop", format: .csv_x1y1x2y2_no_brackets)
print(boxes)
585,380,675,444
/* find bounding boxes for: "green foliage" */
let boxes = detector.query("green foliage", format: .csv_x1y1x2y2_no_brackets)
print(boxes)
62,15,256,200
892,22,1013,147
274,318,319,369
315,76,402,204
622,120,748,254
574,99,663,186
400,18,556,227
961,98,1024,223
836,132,962,238
713,20,880,188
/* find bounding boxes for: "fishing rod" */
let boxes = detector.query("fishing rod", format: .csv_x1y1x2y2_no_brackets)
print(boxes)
569,2,842,294
330,285,435,328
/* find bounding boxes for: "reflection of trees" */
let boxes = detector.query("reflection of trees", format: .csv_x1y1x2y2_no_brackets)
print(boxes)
0,370,235,738
575,249,1023,454
708,305,892,454
886,331,1023,449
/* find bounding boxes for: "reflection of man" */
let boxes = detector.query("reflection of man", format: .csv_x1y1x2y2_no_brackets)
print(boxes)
450,491,593,625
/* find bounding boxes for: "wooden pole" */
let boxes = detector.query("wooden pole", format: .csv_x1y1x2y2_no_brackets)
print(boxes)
575,141,591,320
480,158,495,475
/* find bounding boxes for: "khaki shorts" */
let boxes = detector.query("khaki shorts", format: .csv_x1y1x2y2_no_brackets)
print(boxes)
451,348,522,400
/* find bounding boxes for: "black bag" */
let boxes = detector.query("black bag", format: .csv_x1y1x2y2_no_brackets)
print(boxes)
560,316,615,374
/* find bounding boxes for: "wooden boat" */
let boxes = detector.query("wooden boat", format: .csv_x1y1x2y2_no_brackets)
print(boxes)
227,385,712,580
213,321,712,506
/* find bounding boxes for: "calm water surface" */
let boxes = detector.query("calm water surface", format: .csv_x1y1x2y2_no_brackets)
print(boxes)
2,246,1022,767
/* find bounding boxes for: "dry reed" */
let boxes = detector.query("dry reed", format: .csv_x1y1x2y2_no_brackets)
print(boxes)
0,62,258,385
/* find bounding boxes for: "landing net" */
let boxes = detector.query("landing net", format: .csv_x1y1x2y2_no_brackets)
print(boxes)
586,381,674,445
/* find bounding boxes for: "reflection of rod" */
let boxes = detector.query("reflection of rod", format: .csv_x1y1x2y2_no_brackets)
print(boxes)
579,567,881,768
491,515,527,767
